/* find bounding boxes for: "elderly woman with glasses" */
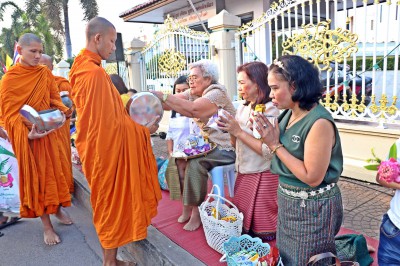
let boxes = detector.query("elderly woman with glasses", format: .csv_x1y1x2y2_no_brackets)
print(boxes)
153,59,236,231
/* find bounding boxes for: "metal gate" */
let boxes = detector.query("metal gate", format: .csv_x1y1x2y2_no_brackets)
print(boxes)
102,61,130,89
140,15,210,95
235,0,400,124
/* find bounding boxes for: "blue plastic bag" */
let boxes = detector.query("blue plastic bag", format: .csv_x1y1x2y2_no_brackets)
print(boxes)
156,157,169,190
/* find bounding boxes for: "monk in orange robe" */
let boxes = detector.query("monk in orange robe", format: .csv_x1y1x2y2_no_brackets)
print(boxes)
69,17,161,265
39,54,74,193
0,33,73,245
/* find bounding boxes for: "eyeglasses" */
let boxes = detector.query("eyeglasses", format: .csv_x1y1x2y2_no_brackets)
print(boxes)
186,75,200,83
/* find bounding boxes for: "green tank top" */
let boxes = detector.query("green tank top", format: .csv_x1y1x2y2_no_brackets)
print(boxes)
271,104,343,188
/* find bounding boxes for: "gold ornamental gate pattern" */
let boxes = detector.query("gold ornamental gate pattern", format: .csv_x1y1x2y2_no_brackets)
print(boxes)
235,0,400,124
141,15,211,94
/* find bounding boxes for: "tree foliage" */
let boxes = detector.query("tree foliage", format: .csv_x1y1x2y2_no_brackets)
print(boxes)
29,0,99,58
0,1,63,64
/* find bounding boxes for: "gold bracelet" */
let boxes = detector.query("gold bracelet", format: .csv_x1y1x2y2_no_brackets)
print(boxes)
271,144,283,154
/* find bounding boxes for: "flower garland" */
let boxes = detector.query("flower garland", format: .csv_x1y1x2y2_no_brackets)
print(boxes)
365,143,400,183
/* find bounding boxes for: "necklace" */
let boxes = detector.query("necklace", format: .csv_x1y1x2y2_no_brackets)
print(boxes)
286,110,307,128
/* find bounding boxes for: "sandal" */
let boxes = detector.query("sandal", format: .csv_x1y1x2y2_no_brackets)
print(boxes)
0,214,20,230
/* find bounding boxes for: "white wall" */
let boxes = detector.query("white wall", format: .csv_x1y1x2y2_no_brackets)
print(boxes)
224,0,266,19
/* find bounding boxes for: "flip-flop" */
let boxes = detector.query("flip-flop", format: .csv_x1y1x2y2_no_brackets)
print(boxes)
0,216,20,230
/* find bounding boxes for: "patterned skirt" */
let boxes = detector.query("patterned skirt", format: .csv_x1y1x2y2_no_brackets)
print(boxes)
182,148,236,206
277,183,343,265
232,171,279,241
165,158,182,200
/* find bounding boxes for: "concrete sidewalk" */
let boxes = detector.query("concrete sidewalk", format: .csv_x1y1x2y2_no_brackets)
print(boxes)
0,199,102,266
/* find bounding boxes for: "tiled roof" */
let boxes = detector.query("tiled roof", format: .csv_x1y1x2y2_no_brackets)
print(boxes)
119,0,165,18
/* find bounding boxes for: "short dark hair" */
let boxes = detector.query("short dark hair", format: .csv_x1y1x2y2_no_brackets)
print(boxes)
110,74,128,95
128,89,137,94
269,55,322,110
171,75,188,118
237,61,271,109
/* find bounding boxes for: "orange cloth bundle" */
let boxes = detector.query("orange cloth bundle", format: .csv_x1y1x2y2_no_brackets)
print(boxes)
54,75,74,193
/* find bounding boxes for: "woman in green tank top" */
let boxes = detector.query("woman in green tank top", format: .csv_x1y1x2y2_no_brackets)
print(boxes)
254,55,344,265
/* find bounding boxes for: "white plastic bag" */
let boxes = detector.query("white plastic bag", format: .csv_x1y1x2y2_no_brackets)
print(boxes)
0,137,20,214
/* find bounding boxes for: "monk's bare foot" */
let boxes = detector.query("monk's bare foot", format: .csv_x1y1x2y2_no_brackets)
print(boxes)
55,207,73,225
183,208,201,231
43,227,61,245
178,206,191,223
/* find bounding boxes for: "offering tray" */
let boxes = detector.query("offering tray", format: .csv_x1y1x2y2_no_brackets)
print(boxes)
173,142,217,160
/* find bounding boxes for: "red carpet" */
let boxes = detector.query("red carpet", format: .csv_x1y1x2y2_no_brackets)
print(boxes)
152,188,379,266
151,189,225,266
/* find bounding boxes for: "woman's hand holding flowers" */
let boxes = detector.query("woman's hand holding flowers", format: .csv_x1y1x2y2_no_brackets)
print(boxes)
365,143,400,183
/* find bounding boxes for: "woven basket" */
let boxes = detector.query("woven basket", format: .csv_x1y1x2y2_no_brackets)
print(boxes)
199,185,243,254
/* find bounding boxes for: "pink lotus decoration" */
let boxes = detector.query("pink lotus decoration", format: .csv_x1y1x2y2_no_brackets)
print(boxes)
378,158,400,183
365,142,400,184
0,173,13,188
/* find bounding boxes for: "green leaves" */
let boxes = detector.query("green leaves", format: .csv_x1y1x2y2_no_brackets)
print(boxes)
0,157,10,175
389,143,397,160
364,142,398,171
0,145,15,158
364,164,379,171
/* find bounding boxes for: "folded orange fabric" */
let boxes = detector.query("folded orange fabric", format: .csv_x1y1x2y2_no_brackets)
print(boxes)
70,49,161,249
54,75,74,193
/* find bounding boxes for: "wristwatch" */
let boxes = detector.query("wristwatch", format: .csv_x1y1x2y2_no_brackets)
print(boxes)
162,93,169,103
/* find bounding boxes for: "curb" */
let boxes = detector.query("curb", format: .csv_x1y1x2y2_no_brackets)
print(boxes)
72,165,205,266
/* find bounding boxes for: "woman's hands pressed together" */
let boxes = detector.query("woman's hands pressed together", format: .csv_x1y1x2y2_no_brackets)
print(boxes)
216,109,241,137
254,113,281,150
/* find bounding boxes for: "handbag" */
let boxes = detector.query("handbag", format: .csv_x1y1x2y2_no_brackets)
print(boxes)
308,252,360,266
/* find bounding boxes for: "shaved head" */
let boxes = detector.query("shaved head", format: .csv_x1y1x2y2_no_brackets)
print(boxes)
39,54,53,70
17,33,43,67
18,33,42,47
86,17,115,41
85,16,117,60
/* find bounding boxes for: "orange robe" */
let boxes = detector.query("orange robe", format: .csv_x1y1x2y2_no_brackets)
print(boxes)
54,76,74,193
0,64,71,218
69,49,161,249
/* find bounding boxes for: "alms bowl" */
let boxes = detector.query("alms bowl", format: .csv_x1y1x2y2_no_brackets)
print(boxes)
129,92,164,126
20,105,45,132
20,105,64,132
38,109,64,131
60,91,73,108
